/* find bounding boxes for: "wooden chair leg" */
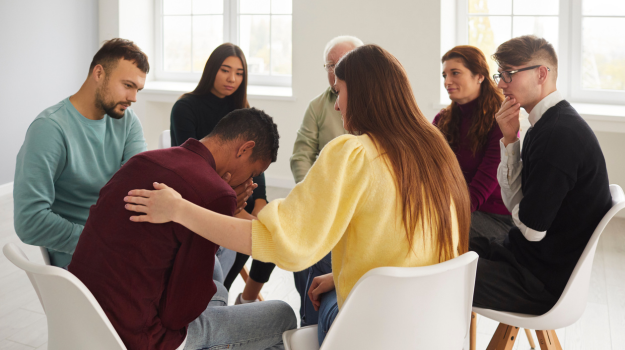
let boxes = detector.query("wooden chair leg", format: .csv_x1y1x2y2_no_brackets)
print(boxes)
524,328,536,349
535,330,562,350
470,312,477,350
486,323,519,350
239,266,265,301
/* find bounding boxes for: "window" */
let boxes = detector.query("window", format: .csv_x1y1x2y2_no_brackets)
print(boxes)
450,0,625,105
156,0,292,87
571,0,625,103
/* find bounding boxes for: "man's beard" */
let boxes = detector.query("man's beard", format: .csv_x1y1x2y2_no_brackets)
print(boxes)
95,82,128,120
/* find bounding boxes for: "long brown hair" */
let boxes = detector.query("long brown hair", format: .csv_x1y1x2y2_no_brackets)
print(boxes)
437,46,503,154
334,45,471,261
185,43,249,109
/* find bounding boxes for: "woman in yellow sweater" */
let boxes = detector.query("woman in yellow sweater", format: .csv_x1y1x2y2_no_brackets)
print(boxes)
124,44,471,344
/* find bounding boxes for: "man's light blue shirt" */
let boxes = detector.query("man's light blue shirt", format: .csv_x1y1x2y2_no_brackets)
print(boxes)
14,97,147,267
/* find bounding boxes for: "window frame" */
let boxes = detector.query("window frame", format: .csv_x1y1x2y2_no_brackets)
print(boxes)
452,0,625,106
154,0,292,87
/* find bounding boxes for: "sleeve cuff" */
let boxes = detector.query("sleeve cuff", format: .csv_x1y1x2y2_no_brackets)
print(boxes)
499,138,521,166
251,220,277,263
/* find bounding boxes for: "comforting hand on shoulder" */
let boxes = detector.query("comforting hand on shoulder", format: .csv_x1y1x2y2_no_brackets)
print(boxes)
124,182,183,224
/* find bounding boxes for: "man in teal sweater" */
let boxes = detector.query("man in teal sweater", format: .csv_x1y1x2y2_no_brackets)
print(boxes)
14,38,149,267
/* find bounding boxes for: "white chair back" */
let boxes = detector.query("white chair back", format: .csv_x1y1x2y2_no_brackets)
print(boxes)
475,184,625,330
3,243,128,350
318,252,479,349
159,130,171,149
536,184,625,328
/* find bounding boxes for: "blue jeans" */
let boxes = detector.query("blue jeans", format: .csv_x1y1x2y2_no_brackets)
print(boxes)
317,289,339,345
213,247,237,284
293,252,332,326
184,281,297,350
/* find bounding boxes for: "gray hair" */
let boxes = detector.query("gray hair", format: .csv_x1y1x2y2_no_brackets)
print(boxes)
323,35,364,62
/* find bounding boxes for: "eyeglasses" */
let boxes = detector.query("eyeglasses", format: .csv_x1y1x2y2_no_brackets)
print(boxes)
493,65,550,84
324,63,336,72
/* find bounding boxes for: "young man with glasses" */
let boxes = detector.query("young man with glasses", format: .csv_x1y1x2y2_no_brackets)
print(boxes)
471,35,611,315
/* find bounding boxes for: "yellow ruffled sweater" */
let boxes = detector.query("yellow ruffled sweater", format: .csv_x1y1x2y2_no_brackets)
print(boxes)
252,134,460,308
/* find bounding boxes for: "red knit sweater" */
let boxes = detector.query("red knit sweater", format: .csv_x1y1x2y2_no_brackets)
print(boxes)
433,99,510,215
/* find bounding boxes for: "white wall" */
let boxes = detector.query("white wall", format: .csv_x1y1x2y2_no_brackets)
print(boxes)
131,0,446,186
0,0,99,185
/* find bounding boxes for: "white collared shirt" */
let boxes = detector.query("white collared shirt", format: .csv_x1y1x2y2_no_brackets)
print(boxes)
497,90,564,241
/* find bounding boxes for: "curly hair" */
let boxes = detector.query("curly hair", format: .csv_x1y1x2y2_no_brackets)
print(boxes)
437,45,503,155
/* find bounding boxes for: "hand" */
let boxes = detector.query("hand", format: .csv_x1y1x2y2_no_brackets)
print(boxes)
231,178,257,215
124,182,184,223
496,96,521,147
308,273,335,311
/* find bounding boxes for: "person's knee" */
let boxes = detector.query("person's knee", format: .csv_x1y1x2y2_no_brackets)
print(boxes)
267,300,297,331
209,281,229,307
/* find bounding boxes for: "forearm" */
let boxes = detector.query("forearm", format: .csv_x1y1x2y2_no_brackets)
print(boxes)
497,139,523,212
175,199,253,254
14,207,83,254
251,199,267,217
510,204,546,241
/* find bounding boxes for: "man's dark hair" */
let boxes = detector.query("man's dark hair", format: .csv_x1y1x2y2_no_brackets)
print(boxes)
89,38,150,75
208,108,280,163
492,35,558,77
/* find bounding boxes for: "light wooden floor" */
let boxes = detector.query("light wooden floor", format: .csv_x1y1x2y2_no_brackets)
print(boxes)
0,187,623,350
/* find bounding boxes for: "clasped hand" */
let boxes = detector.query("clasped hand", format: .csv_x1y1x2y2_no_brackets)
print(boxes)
307,273,335,311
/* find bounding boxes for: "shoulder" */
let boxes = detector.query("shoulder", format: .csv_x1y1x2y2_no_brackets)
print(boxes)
34,100,69,127
172,95,199,112
536,101,592,146
432,110,444,125
28,101,68,135
529,101,600,165
320,134,373,161
307,88,335,111
134,148,236,203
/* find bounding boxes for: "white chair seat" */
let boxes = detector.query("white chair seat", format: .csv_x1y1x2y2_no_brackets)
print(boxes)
283,325,319,350
473,307,570,331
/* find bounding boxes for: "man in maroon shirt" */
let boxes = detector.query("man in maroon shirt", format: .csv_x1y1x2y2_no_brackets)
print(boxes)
69,108,296,350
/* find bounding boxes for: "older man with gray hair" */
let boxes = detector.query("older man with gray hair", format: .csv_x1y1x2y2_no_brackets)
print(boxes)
290,35,363,183
290,35,363,327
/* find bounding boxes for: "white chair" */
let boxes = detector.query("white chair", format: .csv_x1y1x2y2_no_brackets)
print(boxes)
40,246,51,265
159,130,171,149
471,184,625,350
3,243,187,350
283,251,479,350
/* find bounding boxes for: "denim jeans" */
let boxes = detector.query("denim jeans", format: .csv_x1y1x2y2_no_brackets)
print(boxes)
293,252,332,327
184,281,297,350
317,289,339,345
213,247,237,284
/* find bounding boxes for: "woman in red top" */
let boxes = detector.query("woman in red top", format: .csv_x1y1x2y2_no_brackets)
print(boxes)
434,45,513,244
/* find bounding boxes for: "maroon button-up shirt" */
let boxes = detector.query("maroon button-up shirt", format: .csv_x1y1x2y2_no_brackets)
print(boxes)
69,139,236,350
